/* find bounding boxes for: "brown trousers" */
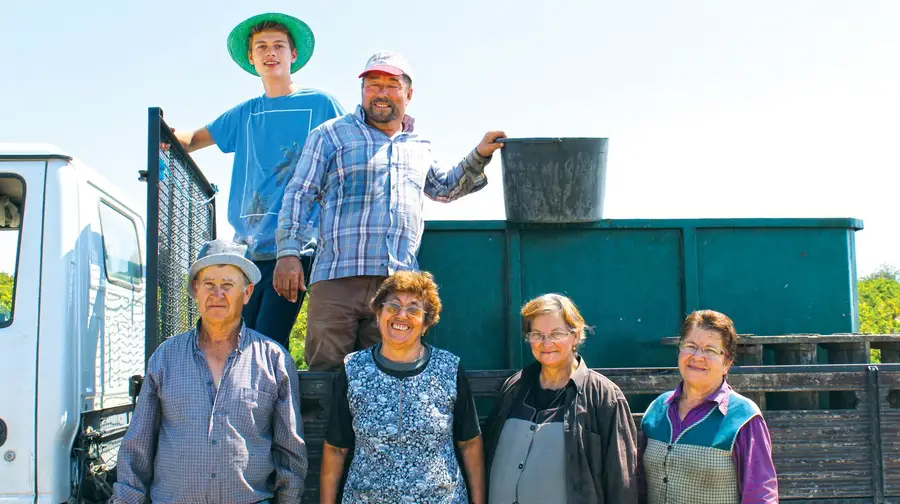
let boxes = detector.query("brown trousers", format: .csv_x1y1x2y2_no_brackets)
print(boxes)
305,275,386,372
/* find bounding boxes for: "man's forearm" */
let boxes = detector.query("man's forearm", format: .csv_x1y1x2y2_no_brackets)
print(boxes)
277,133,329,258
425,149,490,203
275,200,314,259
457,436,486,504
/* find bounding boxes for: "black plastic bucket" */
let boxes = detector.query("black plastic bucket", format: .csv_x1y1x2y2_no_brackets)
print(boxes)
499,137,609,223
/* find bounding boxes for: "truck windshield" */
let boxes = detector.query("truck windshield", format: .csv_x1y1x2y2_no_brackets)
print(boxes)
0,175,23,326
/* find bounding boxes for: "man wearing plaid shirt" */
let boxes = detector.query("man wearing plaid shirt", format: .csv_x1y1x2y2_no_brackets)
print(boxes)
275,51,506,372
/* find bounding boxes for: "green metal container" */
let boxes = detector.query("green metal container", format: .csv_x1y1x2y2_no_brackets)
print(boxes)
417,218,864,370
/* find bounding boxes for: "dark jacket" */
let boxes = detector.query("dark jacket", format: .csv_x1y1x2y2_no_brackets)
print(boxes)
484,357,640,504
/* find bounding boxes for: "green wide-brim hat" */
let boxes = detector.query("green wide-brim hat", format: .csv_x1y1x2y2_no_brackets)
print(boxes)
226,13,315,76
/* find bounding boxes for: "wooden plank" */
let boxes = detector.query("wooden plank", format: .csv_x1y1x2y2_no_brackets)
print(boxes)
295,367,900,504
609,371,868,395
294,370,898,503
661,333,900,345
769,408,874,499
874,342,900,364
824,341,871,364
299,368,876,398
771,344,819,409
880,369,900,387
880,388,900,498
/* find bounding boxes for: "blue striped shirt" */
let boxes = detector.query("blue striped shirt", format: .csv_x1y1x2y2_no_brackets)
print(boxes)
111,323,306,504
276,105,491,284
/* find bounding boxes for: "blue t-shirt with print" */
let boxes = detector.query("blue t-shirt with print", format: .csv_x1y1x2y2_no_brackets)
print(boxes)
207,88,344,261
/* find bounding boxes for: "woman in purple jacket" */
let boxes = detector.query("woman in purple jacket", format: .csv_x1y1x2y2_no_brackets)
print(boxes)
639,310,779,504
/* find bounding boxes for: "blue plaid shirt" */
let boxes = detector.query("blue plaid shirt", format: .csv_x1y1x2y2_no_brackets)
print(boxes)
110,323,306,504
276,105,492,284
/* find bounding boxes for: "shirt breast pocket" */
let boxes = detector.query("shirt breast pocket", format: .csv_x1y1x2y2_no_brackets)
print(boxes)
403,148,429,192
238,387,277,434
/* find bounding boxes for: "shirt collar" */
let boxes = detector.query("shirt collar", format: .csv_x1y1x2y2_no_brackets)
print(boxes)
667,379,732,416
523,355,590,393
569,355,590,392
354,105,416,134
191,318,249,355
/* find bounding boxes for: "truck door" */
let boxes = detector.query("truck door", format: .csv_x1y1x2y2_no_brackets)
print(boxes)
0,160,46,502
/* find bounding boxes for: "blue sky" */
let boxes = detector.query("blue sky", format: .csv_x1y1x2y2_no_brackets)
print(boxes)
1,0,898,275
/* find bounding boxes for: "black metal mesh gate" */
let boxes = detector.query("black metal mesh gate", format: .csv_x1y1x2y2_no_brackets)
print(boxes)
144,107,217,364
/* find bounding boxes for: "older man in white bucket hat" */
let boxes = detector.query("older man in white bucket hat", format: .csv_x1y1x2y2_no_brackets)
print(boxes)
111,239,307,504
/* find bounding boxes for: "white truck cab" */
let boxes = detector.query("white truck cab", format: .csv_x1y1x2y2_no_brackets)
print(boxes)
0,144,145,503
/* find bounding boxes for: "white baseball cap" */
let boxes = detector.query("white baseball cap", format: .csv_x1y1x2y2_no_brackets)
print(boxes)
358,51,415,83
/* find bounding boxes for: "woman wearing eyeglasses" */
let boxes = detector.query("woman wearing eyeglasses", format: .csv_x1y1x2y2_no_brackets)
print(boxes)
319,270,486,504
638,310,778,504
484,293,639,504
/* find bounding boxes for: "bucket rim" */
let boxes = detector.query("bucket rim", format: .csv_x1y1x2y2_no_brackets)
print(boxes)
499,136,609,144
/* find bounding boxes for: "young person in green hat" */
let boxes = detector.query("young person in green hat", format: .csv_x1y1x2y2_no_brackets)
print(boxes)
172,13,344,352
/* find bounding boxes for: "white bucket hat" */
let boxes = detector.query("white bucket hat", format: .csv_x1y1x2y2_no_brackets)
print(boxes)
187,239,262,298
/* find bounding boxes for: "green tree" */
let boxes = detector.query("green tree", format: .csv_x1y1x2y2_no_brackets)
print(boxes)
289,297,309,370
858,264,900,363
858,264,900,333
0,272,13,313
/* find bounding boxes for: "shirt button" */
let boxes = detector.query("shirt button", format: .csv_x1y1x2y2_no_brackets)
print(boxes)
211,473,216,479
667,445,673,451
211,440,217,445
529,425,536,431
663,477,668,484
518,463,524,469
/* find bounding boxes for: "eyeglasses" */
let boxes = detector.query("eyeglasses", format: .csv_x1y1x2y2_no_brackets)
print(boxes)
382,301,427,319
524,329,574,343
679,342,726,360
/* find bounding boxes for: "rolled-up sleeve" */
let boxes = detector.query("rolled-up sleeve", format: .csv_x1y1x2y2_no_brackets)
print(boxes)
733,416,779,503
110,363,162,504
271,352,308,503
424,149,491,203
